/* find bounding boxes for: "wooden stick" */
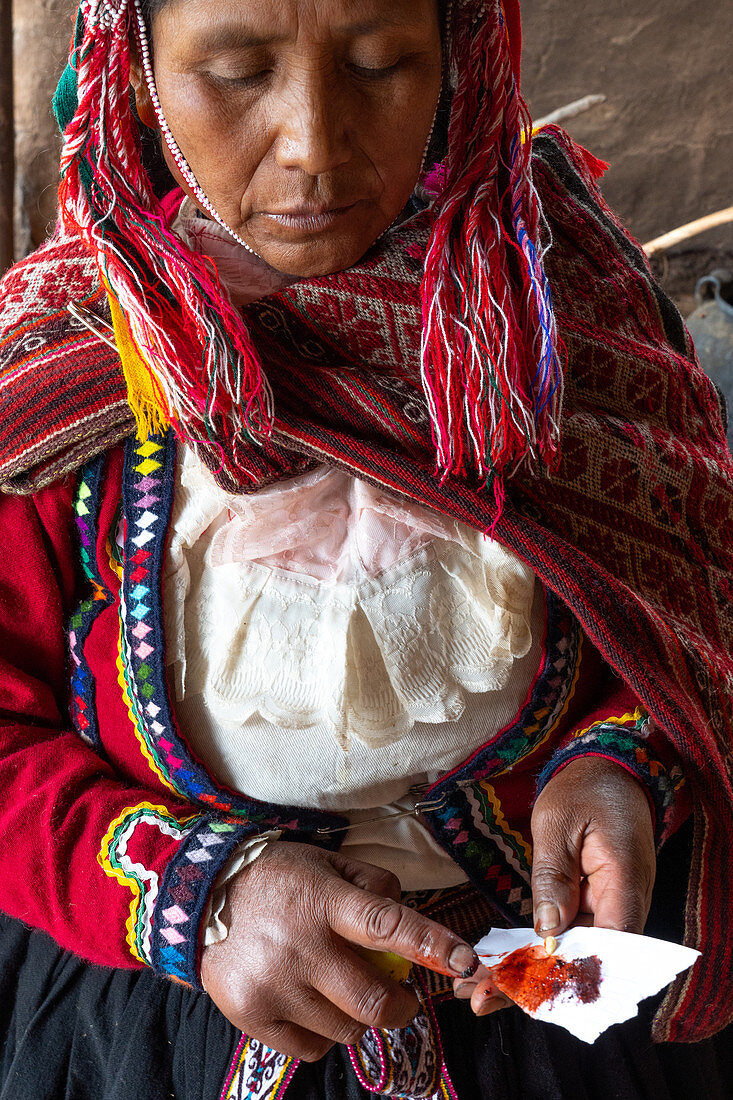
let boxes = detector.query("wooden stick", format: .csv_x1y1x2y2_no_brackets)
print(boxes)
644,207,733,257
533,94,606,130
0,0,14,275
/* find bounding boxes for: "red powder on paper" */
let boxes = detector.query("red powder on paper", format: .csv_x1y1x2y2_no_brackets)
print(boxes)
488,945,602,1013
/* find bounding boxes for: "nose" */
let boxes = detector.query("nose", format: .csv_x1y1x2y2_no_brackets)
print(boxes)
275,69,352,176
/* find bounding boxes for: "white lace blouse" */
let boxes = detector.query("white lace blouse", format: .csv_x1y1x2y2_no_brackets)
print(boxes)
163,445,544,892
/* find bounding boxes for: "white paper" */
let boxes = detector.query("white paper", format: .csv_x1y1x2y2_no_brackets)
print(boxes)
473,926,700,1043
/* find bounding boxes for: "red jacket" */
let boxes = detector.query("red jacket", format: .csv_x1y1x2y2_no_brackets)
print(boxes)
0,429,682,987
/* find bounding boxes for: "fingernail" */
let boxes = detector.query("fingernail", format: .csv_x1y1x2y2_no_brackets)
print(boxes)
535,902,560,934
454,981,477,1000
476,995,507,1016
449,944,479,978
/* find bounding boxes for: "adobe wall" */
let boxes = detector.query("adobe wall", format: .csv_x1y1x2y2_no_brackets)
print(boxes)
12,0,74,257
521,0,733,309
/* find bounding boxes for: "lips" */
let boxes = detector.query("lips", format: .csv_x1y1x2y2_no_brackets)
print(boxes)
257,201,359,233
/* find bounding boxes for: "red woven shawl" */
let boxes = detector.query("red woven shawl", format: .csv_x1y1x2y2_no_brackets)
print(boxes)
0,130,731,1042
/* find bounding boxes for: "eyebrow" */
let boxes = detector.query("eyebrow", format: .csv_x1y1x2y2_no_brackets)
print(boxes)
193,14,424,54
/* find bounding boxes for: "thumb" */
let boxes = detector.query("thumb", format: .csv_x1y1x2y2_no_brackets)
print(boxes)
530,807,582,935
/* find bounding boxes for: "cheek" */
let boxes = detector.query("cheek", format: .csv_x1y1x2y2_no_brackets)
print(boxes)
362,66,443,187
368,101,434,195
363,59,442,170
155,74,267,214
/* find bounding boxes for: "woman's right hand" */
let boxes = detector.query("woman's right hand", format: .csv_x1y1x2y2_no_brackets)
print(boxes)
200,842,478,1061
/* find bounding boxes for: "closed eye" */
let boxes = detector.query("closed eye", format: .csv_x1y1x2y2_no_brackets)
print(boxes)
205,70,272,89
347,60,403,80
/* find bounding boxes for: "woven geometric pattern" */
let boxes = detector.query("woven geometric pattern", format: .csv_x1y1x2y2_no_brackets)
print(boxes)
220,1038,297,1100
0,235,132,492
240,133,733,1041
220,987,459,1100
348,978,443,1097
426,588,580,924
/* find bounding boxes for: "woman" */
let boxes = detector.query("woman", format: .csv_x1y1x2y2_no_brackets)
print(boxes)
0,0,731,1097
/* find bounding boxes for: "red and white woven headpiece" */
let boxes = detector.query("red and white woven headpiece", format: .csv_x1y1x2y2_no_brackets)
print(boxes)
58,0,562,492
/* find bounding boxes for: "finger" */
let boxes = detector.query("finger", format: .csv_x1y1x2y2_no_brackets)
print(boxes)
260,1019,337,1063
531,808,582,935
453,962,492,1000
281,985,369,1047
327,886,478,979
469,977,513,1016
311,942,419,1031
583,862,655,934
474,994,512,1017
328,853,402,903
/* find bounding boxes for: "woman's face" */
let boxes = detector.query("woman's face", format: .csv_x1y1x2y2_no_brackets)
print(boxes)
135,0,443,276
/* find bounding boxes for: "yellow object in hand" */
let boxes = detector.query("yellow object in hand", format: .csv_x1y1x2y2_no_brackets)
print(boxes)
353,946,413,983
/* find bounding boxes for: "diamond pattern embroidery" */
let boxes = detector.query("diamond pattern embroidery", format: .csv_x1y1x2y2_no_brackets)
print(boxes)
116,432,342,984
68,456,109,751
120,434,237,813
118,430,347,843
155,820,237,979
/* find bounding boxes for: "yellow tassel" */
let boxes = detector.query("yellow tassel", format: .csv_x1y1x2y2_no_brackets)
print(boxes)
107,293,170,442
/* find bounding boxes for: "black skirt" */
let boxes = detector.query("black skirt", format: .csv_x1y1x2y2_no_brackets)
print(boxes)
0,822,730,1100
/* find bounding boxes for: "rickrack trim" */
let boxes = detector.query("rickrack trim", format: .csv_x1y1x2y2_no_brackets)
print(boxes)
536,708,684,845
98,801,201,965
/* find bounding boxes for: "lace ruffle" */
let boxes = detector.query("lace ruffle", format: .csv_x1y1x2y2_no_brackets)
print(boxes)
164,447,535,749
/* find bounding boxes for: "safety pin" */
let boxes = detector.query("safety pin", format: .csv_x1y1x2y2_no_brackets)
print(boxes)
315,792,449,838
68,301,118,351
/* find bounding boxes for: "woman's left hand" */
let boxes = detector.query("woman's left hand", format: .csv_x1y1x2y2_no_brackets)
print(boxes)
452,756,656,1015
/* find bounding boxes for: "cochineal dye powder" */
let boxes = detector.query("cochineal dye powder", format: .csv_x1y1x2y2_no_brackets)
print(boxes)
488,945,602,1013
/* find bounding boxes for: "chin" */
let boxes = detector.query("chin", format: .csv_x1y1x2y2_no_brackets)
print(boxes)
254,234,380,279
